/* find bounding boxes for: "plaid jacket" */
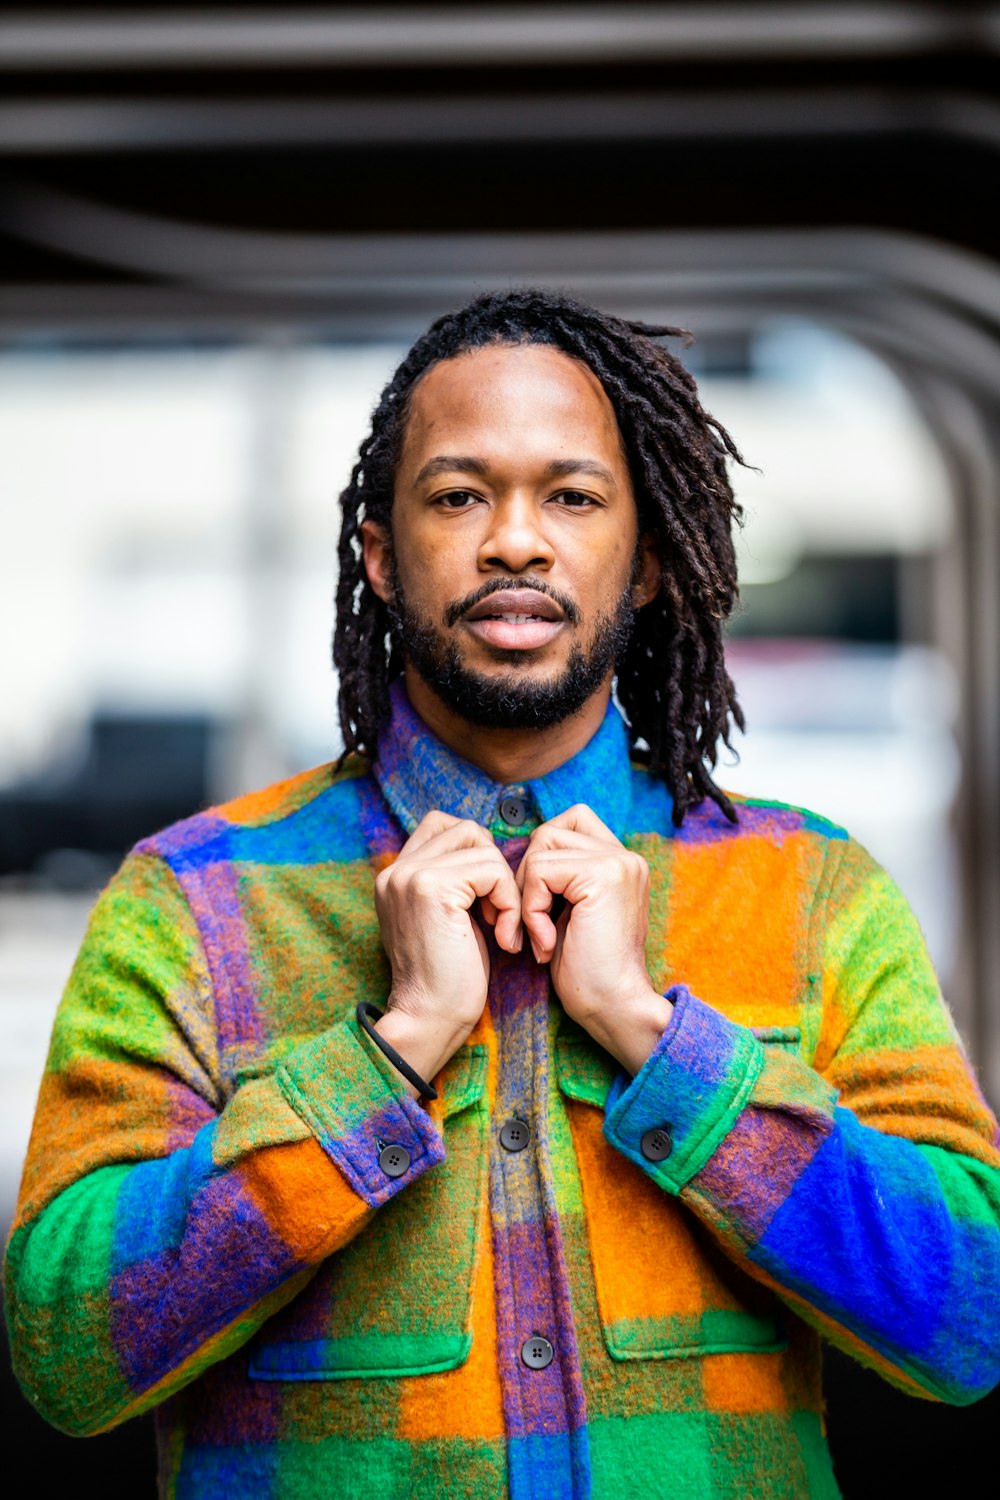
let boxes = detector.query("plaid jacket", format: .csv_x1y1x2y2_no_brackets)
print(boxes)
7,683,1000,1498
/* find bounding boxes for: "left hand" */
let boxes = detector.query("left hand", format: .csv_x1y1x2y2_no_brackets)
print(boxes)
516,805,672,1074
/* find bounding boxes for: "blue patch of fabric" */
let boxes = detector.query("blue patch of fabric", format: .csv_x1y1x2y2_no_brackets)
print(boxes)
176,1442,279,1497
507,1426,590,1500
111,1123,217,1271
624,764,675,837
754,1108,949,1358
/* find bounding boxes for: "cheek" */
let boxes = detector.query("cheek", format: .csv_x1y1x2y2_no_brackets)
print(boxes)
576,532,637,602
393,536,463,614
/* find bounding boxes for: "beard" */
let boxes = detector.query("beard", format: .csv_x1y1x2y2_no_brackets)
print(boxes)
386,570,637,730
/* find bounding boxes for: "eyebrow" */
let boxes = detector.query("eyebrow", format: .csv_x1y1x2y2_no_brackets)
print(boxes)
413,455,618,486
413,455,491,484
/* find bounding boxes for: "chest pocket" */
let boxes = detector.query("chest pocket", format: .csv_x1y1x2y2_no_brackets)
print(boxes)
555,1033,788,1362
249,1046,488,1381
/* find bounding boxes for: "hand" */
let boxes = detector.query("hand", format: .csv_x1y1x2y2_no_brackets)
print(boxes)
517,804,672,1074
372,811,522,1091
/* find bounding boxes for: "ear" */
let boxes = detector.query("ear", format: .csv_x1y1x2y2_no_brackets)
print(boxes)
360,520,394,604
631,532,662,609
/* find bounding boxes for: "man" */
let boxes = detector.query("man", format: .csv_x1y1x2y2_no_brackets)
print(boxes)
6,288,1000,1499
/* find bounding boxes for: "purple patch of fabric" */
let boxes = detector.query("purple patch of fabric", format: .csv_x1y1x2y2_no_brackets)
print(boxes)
358,778,405,862
674,801,806,847
179,1350,284,1446
175,861,267,1054
110,1176,294,1392
326,1095,444,1208
138,814,232,864
492,1218,582,1438
662,986,740,1094
693,1103,830,1246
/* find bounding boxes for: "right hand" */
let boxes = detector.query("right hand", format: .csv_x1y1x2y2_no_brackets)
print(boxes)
371,811,522,1090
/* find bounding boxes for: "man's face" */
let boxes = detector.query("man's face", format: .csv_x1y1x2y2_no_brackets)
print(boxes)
362,343,659,728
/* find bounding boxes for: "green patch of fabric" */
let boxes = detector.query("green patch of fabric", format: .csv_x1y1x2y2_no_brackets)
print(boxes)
590,1410,715,1496
274,1434,412,1498
603,1307,786,1361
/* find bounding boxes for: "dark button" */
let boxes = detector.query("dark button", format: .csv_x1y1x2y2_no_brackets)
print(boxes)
499,794,529,826
378,1143,411,1178
520,1335,554,1370
640,1127,673,1163
500,1118,531,1152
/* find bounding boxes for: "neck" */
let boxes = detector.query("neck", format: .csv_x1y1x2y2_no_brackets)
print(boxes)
402,666,613,783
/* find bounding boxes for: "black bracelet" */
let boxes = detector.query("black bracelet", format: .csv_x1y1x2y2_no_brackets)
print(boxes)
356,1002,438,1101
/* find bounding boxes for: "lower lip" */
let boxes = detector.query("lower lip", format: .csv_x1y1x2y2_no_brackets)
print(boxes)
464,617,565,651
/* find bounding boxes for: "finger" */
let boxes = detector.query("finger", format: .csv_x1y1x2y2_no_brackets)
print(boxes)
525,804,619,852
404,815,497,861
408,846,522,949
479,892,498,927
519,849,628,960
478,891,522,951
458,856,522,953
518,829,608,878
518,862,570,961
402,808,466,854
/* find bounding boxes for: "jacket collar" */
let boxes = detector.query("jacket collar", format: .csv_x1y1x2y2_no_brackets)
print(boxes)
373,678,635,840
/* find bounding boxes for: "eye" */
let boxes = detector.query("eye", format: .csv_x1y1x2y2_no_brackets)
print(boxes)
434,489,483,509
551,489,600,509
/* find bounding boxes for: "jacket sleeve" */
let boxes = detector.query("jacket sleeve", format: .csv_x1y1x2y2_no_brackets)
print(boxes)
602,836,1000,1405
3,850,443,1437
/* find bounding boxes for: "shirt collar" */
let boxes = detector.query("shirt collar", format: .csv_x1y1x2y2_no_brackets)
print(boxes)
373,677,635,841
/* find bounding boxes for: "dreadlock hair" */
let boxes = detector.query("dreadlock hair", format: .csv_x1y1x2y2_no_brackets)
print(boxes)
333,286,747,826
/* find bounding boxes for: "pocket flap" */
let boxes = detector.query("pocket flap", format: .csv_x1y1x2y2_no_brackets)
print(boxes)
750,1026,802,1051
439,1044,487,1117
554,1034,618,1108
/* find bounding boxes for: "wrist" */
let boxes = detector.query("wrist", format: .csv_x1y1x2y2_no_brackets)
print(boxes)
583,985,673,1077
374,1005,470,1099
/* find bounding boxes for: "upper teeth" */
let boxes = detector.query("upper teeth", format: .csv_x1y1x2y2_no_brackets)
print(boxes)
492,614,539,624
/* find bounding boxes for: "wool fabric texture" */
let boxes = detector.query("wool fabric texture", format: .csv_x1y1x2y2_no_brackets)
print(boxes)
6,680,1000,1499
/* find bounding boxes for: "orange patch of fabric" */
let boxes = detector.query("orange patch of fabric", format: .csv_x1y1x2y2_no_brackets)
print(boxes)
241,1138,370,1262
659,836,808,1025
397,1190,504,1441
569,1102,709,1320
221,766,326,825
702,1350,789,1412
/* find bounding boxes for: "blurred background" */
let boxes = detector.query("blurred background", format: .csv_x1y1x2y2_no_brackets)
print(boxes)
2,5,1000,1494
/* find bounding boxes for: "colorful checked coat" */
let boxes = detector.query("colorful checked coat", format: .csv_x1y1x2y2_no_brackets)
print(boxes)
6,683,1000,1498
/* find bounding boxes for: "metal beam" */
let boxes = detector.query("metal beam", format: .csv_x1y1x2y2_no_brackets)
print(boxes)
0,5,990,72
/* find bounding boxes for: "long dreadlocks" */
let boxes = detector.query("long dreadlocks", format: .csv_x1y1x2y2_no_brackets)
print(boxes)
333,287,746,826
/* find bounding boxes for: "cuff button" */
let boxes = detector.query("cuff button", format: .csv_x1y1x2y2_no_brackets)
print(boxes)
640,1127,673,1163
379,1144,411,1178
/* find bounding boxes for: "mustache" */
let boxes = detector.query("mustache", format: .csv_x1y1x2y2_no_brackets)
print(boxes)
443,576,581,628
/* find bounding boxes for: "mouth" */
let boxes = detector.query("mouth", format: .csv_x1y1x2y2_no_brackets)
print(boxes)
461,588,567,652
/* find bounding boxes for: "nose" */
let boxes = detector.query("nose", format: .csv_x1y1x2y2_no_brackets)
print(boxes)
477,493,555,574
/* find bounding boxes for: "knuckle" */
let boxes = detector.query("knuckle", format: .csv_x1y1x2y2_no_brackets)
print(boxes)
409,867,438,899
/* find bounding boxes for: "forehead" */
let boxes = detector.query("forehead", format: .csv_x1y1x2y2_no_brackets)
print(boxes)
398,343,625,465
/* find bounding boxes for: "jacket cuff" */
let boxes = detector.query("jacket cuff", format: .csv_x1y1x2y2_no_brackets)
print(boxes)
276,1018,445,1208
603,985,765,1193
